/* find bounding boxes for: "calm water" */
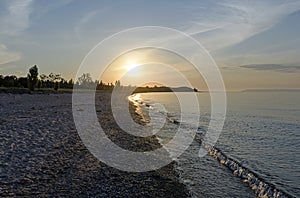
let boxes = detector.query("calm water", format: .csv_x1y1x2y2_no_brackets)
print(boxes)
134,91,300,197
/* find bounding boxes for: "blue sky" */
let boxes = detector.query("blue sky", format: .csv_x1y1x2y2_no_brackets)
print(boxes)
0,0,300,90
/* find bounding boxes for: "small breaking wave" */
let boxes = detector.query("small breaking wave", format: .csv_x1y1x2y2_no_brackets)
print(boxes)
193,133,296,198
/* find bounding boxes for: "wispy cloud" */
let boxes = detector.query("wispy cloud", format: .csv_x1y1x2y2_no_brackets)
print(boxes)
240,64,300,73
0,1,29,66
0,0,77,37
0,43,20,65
74,10,100,39
0,0,34,35
185,0,300,51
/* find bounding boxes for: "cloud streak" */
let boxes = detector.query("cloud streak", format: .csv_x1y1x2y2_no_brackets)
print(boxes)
240,64,300,73
185,0,300,51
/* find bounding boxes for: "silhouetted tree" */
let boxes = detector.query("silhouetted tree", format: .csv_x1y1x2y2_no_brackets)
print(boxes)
39,74,48,88
67,79,74,89
54,82,59,91
97,80,104,90
77,73,94,89
27,65,38,91
115,80,121,87
18,77,28,88
49,73,61,82
46,73,62,90
0,75,4,87
3,75,17,87
37,80,41,89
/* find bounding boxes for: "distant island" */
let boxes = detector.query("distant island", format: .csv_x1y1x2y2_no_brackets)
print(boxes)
132,86,198,93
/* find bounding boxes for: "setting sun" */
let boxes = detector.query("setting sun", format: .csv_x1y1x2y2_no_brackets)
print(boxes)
123,60,140,71
125,63,139,71
125,64,141,77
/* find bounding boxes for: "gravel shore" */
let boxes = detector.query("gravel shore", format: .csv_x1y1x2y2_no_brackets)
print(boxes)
0,92,189,197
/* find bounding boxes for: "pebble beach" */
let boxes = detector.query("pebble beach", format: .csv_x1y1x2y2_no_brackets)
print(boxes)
0,92,189,197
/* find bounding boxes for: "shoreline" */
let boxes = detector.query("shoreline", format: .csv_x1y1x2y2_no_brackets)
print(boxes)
128,94,196,197
128,93,297,198
0,92,190,197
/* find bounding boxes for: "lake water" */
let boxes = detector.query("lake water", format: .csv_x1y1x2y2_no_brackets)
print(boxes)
132,91,300,197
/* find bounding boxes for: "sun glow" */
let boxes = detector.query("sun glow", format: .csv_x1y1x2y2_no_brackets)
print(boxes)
121,60,142,77
126,65,142,77
123,60,139,71
125,63,139,71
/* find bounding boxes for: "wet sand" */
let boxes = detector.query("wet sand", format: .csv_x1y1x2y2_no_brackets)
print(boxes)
0,92,189,197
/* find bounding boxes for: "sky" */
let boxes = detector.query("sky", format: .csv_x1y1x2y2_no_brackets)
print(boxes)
0,0,300,91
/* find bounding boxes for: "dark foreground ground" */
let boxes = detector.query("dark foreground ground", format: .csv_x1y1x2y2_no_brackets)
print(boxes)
0,93,189,197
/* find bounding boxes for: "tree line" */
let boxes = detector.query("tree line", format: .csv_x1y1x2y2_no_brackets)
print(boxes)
1,65,197,93
0,65,74,91
0,65,120,91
